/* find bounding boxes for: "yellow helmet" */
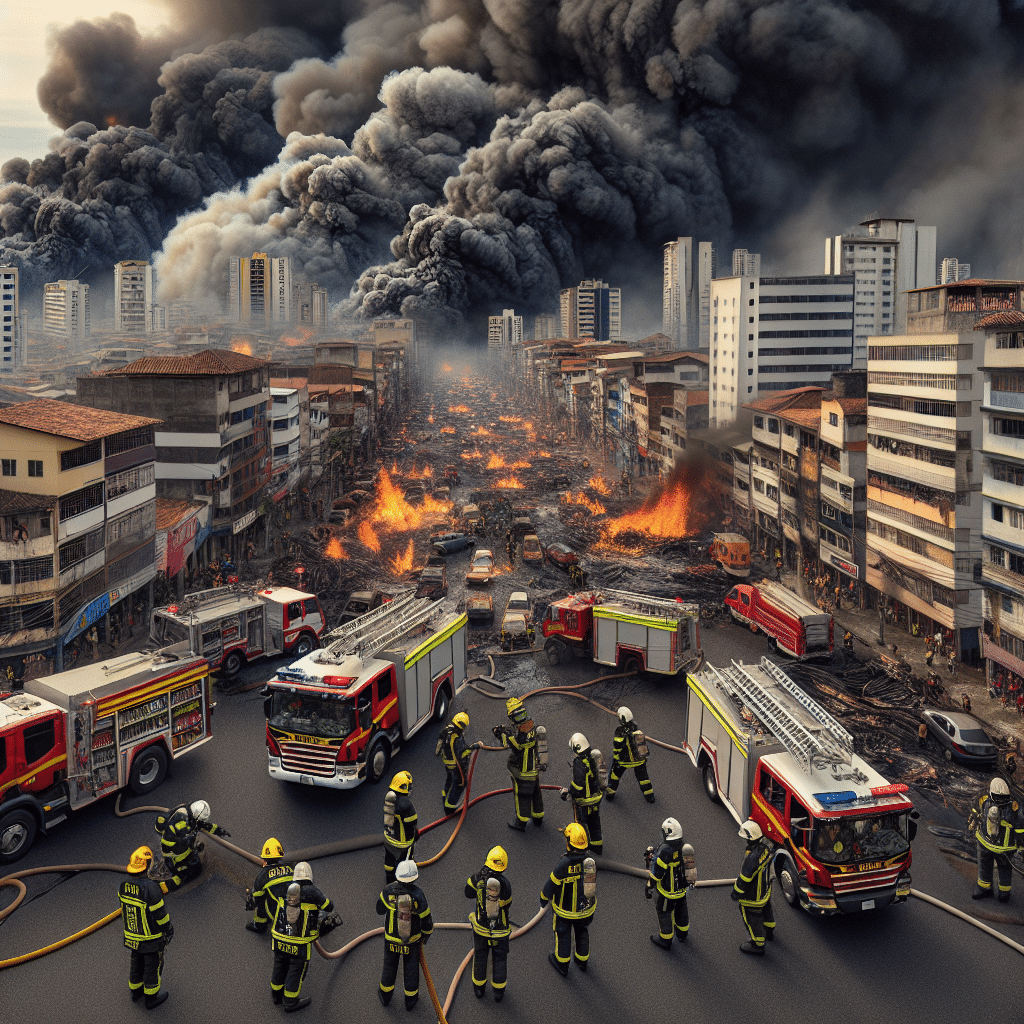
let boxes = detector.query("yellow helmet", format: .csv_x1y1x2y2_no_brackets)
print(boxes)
127,846,154,874
505,697,528,724
390,770,413,794
485,845,508,872
261,837,284,860
563,823,588,850
452,712,469,731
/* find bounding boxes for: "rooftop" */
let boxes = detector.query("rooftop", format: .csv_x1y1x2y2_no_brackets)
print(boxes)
744,386,824,415
0,399,160,441
822,394,867,415
908,279,1022,293
974,310,1024,329
155,498,207,531
103,349,269,376
0,488,59,515
643,349,709,365
270,377,309,391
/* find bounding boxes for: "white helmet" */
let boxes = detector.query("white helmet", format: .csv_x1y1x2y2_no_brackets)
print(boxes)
990,777,1011,802
661,817,682,842
569,733,589,756
293,862,312,883
396,859,419,884
189,799,211,823
617,707,633,725
738,820,763,842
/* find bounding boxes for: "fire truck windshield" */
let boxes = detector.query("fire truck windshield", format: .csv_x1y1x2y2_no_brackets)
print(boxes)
813,812,911,865
268,692,354,738
152,614,190,646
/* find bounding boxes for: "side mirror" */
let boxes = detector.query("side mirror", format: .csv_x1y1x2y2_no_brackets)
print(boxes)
908,809,920,843
263,696,272,720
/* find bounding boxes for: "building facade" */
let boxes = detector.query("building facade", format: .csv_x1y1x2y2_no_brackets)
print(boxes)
228,253,293,324
560,280,621,341
662,237,714,350
488,309,523,351
114,260,155,334
1,265,22,373
534,313,559,341
43,279,90,340
940,258,971,285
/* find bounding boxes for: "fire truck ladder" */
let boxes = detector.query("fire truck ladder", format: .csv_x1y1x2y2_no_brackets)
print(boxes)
320,591,418,650
315,595,443,665
599,588,694,620
712,659,854,774
178,582,257,612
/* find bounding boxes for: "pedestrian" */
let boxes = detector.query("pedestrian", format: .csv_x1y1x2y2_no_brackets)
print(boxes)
917,722,928,748
947,651,957,677
971,778,1024,903
377,859,433,1010
604,706,654,804
465,846,513,1002
88,625,100,661
437,712,480,813
925,647,934,669
561,733,604,854
383,772,418,885
269,861,339,1011
731,820,775,955
961,691,972,714
834,586,841,611
646,817,692,950
540,823,595,976
119,846,172,1009
494,696,545,831
246,838,293,934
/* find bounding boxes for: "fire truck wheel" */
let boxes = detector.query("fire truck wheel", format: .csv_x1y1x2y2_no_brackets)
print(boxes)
701,762,720,804
222,651,244,677
545,639,565,667
130,744,169,795
365,739,391,784
293,634,316,657
775,855,800,907
0,808,37,863
621,655,642,674
432,686,450,723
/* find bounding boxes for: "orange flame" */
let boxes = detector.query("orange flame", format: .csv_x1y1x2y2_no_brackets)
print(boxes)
588,476,612,495
562,491,606,515
449,404,471,413
325,537,346,559
367,469,453,532
442,363,453,372
440,426,456,435
494,475,525,489
358,521,381,552
390,539,415,574
499,416,522,423
486,454,528,470
428,415,434,423
231,340,253,355
602,462,713,541
473,426,493,437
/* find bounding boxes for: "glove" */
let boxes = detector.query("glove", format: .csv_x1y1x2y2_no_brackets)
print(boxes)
539,763,547,772
216,827,231,838
730,889,740,902
559,788,569,801
318,913,343,936
492,726,504,739
645,884,653,901
472,741,484,750
244,889,256,912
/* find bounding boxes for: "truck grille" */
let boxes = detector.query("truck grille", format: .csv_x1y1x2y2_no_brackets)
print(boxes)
279,742,338,778
805,623,831,649
829,865,903,895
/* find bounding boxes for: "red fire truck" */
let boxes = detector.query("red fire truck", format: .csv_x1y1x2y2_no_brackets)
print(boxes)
540,588,701,676
264,593,467,789
150,583,326,677
682,657,918,915
723,581,832,658
0,646,213,863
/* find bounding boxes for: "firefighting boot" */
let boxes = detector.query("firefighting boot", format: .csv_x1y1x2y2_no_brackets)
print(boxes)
145,990,169,1009
764,928,775,941
246,922,266,933
404,994,419,1011
604,788,615,802
997,891,1011,903
284,997,311,1012
645,794,656,804
972,886,994,900
548,953,569,977
474,986,485,999
739,941,765,956
131,988,144,1002
379,989,392,1007
650,934,672,950
507,819,526,832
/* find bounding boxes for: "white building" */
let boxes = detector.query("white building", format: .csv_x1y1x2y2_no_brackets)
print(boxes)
488,308,523,350
1,265,23,373
662,237,714,350
534,313,559,341
227,252,292,324
732,249,761,277
270,385,303,499
940,258,972,284
710,274,854,428
114,260,155,334
824,216,937,365
561,281,621,341
43,279,90,340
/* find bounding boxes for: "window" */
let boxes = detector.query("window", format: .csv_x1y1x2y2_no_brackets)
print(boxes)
1002,596,1014,614
24,718,56,765
768,418,779,434
992,504,1004,523
28,460,43,477
829,412,838,427
766,484,779,501
1,459,14,476
60,441,102,471
754,416,764,429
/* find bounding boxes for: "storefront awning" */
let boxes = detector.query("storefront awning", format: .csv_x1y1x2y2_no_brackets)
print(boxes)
983,635,1024,676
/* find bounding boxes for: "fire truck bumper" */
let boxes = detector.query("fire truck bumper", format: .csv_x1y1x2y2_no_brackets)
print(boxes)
267,756,365,789
801,880,906,916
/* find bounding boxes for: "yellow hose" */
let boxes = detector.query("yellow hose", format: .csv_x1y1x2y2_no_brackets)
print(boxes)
0,909,122,970
420,945,449,1024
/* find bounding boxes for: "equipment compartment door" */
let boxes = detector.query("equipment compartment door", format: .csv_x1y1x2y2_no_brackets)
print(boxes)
595,617,616,665
647,627,671,673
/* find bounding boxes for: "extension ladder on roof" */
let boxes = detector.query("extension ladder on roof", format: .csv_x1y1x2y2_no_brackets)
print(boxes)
600,587,692,620
316,593,443,664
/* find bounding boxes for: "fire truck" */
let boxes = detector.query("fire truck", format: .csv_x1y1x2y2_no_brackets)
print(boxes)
264,592,468,789
150,583,326,677
0,646,213,863
540,588,701,676
723,581,832,658
682,657,918,915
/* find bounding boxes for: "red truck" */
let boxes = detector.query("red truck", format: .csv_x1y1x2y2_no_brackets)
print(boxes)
723,582,832,658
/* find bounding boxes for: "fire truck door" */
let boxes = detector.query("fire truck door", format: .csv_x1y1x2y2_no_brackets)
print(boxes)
247,608,264,652
15,714,63,791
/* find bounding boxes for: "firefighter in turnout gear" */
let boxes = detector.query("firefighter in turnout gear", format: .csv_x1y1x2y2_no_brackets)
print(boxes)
118,846,172,1009
731,820,775,955
465,846,513,1001
269,861,338,1012
383,772,419,885
494,696,546,831
605,707,655,804
972,776,1024,902
247,838,294,933
540,823,596,976
647,817,693,949
438,711,479,813
562,733,604,853
377,859,434,1010
153,799,229,891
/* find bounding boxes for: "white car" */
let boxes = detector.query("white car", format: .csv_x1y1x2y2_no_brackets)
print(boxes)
466,549,495,586
505,591,531,615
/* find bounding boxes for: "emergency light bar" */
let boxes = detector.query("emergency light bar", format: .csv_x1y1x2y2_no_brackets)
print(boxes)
815,791,858,806
814,783,910,808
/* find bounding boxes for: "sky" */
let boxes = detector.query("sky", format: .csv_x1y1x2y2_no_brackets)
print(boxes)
0,0,164,167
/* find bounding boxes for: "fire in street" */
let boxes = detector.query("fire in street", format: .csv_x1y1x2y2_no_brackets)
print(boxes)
562,491,606,516
325,537,346,559
494,475,525,489
358,521,380,552
390,539,415,574
602,460,715,541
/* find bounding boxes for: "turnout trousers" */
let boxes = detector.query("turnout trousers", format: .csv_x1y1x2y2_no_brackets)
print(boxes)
977,843,1014,897
739,900,775,948
128,947,164,999
655,893,689,943
553,912,593,968
380,938,421,1008
472,932,509,995
607,760,653,799
442,762,468,813
573,802,603,852
271,943,311,1008
511,776,544,825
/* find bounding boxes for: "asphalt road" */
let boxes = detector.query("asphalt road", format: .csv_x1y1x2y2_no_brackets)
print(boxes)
4,614,1023,1023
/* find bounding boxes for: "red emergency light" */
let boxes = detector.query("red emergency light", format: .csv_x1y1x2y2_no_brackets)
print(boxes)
167,605,178,614
869,784,909,796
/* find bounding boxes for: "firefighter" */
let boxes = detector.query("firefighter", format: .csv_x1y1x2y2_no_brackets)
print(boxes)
383,771,418,885
604,707,654,804
154,799,230,891
269,861,339,1012
540,823,596,976
438,711,480,813
647,817,690,949
494,696,545,831
731,820,775,955
561,732,603,853
377,859,433,1010
246,837,293,934
119,846,172,1009
465,846,513,1002
972,776,1024,902
843,630,854,653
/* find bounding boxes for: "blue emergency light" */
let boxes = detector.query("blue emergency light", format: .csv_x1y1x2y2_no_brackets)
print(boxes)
814,790,858,806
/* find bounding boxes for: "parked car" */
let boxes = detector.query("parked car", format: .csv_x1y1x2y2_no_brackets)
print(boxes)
511,516,536,541
415,564,448,599
465,594,494,624
466,550,495,586
920,709,998,766
404,484,425,505
505,591,531,615
521,534,544,564
430,531,476,555
545,542,579,569
432,485,451,501
462,503,484,533
500,609,532,650
339,589,388,624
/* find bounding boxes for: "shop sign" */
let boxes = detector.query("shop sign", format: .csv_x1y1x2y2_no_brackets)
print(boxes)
829,553,860,579
233,509,259,534
65,593,110,643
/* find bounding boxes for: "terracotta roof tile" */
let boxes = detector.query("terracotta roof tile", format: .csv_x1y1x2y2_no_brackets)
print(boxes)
643,349,709,364
777,407,822,429
0,398,161,441
270,377,309,390
743,386,823,413
0,488,59,515
974,310,1024,329
104,348,269,376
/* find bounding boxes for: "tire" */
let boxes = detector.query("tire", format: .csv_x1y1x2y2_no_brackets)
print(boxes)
222,650,244,677
0,808,38,864
545,639,565,667
433,686,450,723
701,761,720,804
129,744,169,795
943,747,953,762
365,738,392,784
622,655,642,674
293,633,316,657
775,855,800,907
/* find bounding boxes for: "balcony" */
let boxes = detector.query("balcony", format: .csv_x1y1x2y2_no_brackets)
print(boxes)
105,444,156,476
58,548,105,589
57,503,105,542
107,482,156,520
0,535,54,561
868,452,954,491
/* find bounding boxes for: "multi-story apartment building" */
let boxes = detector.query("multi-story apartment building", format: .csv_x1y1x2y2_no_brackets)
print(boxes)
1,265,22,373
114,260,155,334
560,280,621,341
43,279,90,340
710,274,854,427
488,309,523,351
731,249,761,277
228,253,292,324
76,349,271,559
940,258,971,285
269,380,306,500
824,216,937,364
534,313,559,341
0,400,160,674
293,283,328,327
662,237,714,350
